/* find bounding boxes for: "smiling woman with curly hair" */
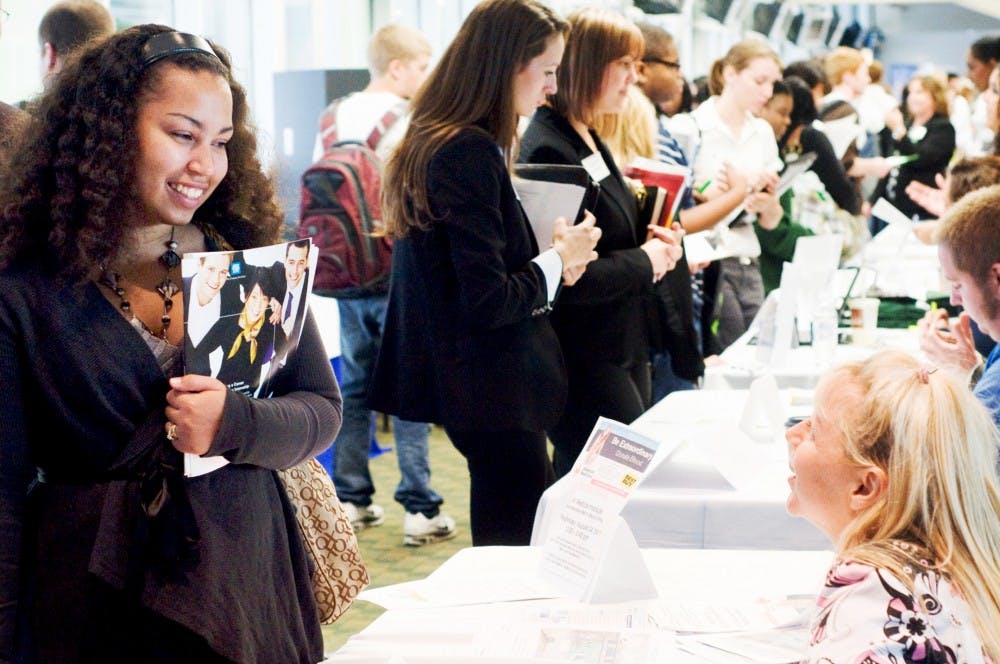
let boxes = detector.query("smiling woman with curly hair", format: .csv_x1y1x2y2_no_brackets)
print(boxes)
0,26,281,280
0,24,342,663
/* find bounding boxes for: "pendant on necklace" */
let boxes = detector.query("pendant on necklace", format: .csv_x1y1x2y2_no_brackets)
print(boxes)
161,233,181,270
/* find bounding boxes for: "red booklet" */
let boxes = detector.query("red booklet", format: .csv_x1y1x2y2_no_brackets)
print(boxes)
624,158,691,227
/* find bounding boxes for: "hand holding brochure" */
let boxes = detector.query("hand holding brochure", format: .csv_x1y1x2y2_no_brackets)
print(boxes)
513,164,600,255
775,152,817,196
181,239,318,476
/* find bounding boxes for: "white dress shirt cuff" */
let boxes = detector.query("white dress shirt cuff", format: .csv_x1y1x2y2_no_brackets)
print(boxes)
531,249,563,304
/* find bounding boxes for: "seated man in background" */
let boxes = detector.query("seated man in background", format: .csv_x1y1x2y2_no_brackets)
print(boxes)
918,185,1000,425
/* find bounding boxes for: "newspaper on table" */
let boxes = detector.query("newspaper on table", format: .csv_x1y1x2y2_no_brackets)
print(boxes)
181,239,318,476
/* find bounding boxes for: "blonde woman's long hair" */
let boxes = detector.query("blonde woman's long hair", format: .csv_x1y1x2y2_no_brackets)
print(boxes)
592,85,657,169
831,350,1000,659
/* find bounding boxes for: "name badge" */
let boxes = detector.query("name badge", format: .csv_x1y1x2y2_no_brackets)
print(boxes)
581,151,611,183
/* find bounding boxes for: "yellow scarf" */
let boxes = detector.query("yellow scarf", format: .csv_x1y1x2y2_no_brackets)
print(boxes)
228,309,265,364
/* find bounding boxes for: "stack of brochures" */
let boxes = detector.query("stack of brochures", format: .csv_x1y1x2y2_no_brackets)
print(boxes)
624,157,691,227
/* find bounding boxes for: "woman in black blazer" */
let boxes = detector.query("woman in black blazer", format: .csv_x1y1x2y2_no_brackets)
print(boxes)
519,8,683,478
877,75,957,220
370,0,599,546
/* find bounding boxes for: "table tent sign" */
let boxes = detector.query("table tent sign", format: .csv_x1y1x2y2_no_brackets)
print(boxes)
537,418,660,604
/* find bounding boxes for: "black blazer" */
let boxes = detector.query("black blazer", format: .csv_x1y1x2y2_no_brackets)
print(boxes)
269,263,310,362
519,106,653,366
370,128,567,433
0,262,341,662
799,125,862,216
879,114,956,220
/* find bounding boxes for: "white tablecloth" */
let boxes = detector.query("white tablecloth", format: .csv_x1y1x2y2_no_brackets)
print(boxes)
325,546,834,663
533,389,831,551
703,327,919,391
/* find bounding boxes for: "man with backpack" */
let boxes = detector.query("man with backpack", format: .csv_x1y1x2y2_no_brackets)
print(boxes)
308,24,456,546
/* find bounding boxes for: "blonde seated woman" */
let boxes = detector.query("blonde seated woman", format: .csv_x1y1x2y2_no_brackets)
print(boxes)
787,350,1000,662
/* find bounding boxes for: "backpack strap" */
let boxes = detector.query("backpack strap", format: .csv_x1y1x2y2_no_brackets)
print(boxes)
818,98,855,122
364,101,407,152
318,97,345,153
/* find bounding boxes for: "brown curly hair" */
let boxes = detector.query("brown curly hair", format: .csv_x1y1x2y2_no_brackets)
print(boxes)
0,24,282,284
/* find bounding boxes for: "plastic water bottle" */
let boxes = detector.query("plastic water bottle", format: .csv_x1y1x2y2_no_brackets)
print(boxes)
812,299,838,367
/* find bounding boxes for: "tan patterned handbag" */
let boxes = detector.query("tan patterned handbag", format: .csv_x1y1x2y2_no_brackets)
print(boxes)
277,458,370,624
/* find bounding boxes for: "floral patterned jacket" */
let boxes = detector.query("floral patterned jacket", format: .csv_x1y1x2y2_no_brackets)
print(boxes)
804,544,991,664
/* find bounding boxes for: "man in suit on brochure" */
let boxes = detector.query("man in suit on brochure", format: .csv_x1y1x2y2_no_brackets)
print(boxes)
269,239,311,365
184,251,238,377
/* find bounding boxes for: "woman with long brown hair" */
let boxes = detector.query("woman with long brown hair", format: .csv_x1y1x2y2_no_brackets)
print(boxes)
371,0,600,546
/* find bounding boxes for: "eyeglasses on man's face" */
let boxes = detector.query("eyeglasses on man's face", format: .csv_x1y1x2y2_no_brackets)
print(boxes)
643,57,681,70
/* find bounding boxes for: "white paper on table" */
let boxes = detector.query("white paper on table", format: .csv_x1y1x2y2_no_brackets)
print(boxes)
479,626,665,664
418,546,561,607
871,197,915,227
537,494,624,598
531,604,649,630
648,600,804,633
532,629,655,663
355,580,433,610
680,628,810,664
512,177,586,255
415,570,559,608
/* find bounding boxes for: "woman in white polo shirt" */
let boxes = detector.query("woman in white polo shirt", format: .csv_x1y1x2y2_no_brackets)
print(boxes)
669,39,784,350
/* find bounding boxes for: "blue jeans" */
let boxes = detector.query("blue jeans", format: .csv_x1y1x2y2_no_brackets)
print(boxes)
333,296,443,516
650,349,697,404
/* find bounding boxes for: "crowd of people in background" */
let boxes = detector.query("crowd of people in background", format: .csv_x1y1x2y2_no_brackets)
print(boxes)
1,0,999,662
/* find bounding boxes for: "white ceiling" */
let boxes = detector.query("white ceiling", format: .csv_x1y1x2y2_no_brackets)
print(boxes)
782,0,1000,20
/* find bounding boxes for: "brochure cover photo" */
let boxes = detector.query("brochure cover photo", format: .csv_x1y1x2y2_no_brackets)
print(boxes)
182,239,317,399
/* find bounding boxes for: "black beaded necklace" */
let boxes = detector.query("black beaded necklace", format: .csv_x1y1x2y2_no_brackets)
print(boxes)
100,227,182,340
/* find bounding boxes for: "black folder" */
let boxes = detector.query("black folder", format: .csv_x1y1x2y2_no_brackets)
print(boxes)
513,164,600,224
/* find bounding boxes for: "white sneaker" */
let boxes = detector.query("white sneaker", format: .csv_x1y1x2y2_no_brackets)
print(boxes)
403,511,458,546
343,502,385,532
